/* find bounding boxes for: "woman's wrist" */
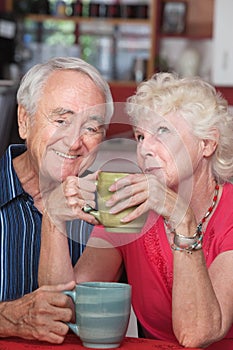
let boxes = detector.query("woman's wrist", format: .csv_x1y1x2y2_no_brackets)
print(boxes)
171,223,203,254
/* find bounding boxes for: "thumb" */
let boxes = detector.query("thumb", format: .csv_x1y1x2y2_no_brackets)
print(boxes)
41,280,76,292
57,280,76,291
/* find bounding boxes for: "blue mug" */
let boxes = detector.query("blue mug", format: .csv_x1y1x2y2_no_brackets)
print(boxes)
63,281,132,349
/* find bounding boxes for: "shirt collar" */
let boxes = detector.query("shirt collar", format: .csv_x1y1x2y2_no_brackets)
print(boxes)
0,144,27,207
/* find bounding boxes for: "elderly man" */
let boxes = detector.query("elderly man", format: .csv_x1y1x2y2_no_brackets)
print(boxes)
0,57,113,343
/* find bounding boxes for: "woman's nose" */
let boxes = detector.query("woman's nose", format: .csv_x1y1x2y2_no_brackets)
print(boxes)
139,134,156,157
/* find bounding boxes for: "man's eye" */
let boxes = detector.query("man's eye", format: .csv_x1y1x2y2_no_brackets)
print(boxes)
54,117,72,127
55,119,67,125
86,126,98,134
82,124,105,136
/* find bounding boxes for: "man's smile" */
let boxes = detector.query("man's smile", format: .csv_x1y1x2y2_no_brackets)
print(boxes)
53,149,80,160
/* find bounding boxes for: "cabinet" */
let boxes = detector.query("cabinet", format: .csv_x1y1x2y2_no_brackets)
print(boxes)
5,0,157,101
156,0,233,104
157,0,214,80
4,0,233,105
212,0,233,86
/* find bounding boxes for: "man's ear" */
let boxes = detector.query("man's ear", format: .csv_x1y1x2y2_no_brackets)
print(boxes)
17,105,30,140
202,128,219,158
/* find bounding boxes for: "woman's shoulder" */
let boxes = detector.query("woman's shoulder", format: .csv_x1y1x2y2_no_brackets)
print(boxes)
222,181,233,199
206,182,233,256
214,182,233,221
216,182,233,215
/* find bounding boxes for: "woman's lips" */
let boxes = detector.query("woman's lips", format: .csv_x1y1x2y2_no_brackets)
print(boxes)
144,166,162,173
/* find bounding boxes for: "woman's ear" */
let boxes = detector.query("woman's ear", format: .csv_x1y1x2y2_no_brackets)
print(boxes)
17,105,29,140
202,128,219,158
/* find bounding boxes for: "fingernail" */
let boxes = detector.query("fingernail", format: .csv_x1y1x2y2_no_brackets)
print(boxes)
120,217,127,223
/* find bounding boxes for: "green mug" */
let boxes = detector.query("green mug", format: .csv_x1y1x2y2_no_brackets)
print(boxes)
84,171,147,233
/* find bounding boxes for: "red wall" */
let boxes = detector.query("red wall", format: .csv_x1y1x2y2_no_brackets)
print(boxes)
216,87,233,105
0,2,5,12
107,83,233,139
106,84,137,139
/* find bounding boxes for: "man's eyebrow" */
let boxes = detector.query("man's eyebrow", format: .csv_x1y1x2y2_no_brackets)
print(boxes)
49,109,106,125
88,115,105,124
50,108,75,116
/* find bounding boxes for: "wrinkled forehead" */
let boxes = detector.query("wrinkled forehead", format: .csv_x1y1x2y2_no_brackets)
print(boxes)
128,104,165,128
76,103,107,122
127,103,159,122
128,104,188,134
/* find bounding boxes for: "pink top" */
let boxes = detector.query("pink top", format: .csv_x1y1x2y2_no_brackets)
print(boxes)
91,182,233,343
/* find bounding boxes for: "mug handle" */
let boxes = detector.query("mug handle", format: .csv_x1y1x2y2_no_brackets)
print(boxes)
63,290,80,336
82,204,101,222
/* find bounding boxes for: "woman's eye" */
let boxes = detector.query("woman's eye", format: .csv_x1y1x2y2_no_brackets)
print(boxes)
157,126,169,135
86,126,98,134
135,133,144,142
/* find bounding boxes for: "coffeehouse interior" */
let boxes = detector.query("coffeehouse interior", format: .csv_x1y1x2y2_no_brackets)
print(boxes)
0,0,233,159
0,0,233,342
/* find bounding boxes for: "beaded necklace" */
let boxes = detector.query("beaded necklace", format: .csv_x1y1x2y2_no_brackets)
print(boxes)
200,183,219,225
164,183,220,236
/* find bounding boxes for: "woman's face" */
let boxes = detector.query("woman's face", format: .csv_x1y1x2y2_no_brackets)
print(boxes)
134,111,204,189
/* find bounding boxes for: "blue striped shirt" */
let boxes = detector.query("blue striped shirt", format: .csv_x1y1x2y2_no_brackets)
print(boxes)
0,145,93,301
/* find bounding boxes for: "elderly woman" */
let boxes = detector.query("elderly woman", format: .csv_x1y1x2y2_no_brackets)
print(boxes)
39,73,233,348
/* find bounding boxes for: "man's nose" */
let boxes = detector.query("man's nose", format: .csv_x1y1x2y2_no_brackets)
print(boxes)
62,123,84,150
69,134,84,150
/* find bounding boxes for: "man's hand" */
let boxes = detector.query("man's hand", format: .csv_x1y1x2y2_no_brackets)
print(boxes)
41,172,100,233
0,281,76,344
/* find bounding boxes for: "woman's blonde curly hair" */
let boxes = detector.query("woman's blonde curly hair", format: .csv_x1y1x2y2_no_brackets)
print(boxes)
126,72,233,184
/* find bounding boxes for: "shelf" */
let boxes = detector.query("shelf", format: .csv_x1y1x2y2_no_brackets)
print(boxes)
159,0,213,39
23,14,151,26
109,80,137,87
159,32,212,40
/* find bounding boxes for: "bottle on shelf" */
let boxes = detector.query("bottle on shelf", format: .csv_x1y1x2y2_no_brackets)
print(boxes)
89,0,120,18
134,1,148,19
132,57,147,82
82,0,90,17
13,0,32,14
55,0,67,16
55,0,147,19
72,0,83,16
31,0,50,14
119,0,149,19
106,1,120,18
120,0,135,19
89,0,100,17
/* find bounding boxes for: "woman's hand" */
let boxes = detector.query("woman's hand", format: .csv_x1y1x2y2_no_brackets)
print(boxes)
105,173,194,230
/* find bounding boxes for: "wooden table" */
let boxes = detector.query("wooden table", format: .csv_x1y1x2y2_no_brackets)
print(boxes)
0,333,232,350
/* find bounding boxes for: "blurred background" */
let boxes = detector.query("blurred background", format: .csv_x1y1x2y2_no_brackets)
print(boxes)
0,0,233,157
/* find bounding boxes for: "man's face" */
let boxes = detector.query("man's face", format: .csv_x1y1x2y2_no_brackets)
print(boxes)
24,70,106,182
